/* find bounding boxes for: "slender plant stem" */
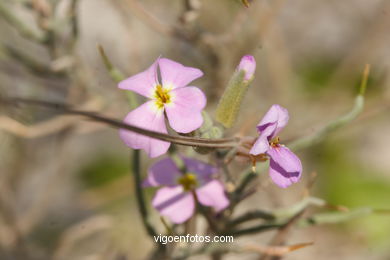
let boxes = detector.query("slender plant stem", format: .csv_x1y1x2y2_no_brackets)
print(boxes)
1,97,239,148
131,150,165,250
224,223,282,237
97,44,126,83
288,64,370,152
228,210,275,227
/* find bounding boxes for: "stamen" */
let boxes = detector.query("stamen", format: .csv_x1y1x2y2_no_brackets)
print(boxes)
270,136,280,147
177,173,198,191
154,85,171,109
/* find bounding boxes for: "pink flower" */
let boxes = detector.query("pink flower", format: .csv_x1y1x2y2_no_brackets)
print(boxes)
118,58,206,158
237,55,256,81
144,157,230,224
250,105,302,188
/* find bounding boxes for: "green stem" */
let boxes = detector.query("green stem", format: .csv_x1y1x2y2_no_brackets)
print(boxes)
131,151,162,242
288,65,370,152
97,44,139,110
228,210,275,227
224,223,281,237
289,95,364,151
272,197,326,219
299,207,373,227
234,171,257,195
97,44,125,83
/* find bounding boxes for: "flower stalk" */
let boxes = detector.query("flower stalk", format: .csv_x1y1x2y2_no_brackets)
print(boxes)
1,97,239,149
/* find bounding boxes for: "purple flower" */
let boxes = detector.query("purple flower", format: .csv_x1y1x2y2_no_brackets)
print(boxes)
118,58,206,158
250,105,302,188
144,157,229,224
237,55,256,81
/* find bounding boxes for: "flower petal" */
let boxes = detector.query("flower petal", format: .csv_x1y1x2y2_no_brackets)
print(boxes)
165,87,206,133
182,157,217,183
159,58,203,89
267,146,302,188
119,101,170,158
118,59,158,98
257,105,289,138
196,180,229,212
144,157,182,187
250,135,270,155
152,186,195,224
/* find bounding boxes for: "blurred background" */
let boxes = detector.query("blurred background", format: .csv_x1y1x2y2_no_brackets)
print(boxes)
0,0,389,259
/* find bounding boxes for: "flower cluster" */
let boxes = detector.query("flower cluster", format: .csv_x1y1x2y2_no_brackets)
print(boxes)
118,55,303,223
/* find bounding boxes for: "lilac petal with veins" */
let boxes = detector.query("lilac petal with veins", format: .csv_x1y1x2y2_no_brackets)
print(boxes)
256,104,289,139
267,146,302,188
152,186,195,224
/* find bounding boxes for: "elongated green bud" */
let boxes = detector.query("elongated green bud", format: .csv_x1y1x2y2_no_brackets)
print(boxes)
216,55,256,128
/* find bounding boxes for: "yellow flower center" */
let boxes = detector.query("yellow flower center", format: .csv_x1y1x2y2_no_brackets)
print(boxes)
154,84,171,109
177,173,198,191
270,136,280,147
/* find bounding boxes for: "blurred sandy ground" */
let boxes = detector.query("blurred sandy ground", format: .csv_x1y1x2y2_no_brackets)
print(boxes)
0,0,390,259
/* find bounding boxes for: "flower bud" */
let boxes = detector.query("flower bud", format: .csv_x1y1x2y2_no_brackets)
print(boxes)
237,55,256,81
216,55,256,128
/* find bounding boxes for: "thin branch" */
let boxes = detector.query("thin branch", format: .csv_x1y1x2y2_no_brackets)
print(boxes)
1,97,240,148
2,45,63,76
69,0,79,39
97,44,125,83
244,242,313,257
228,210,275,227
259,211,307,260
299,207,373,227
174,241,312,259
131,150,165,250
288,64,371,151
97,44,139,109
0,1,45,42
202,7,247,46
224,223,282,237
0,115,77,138
0,97,103,138
125,0,176,37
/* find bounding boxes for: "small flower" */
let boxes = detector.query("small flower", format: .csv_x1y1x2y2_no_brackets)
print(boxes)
237,55,256,81
118,58,206,158
144,157,229,224
250,105,302,188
